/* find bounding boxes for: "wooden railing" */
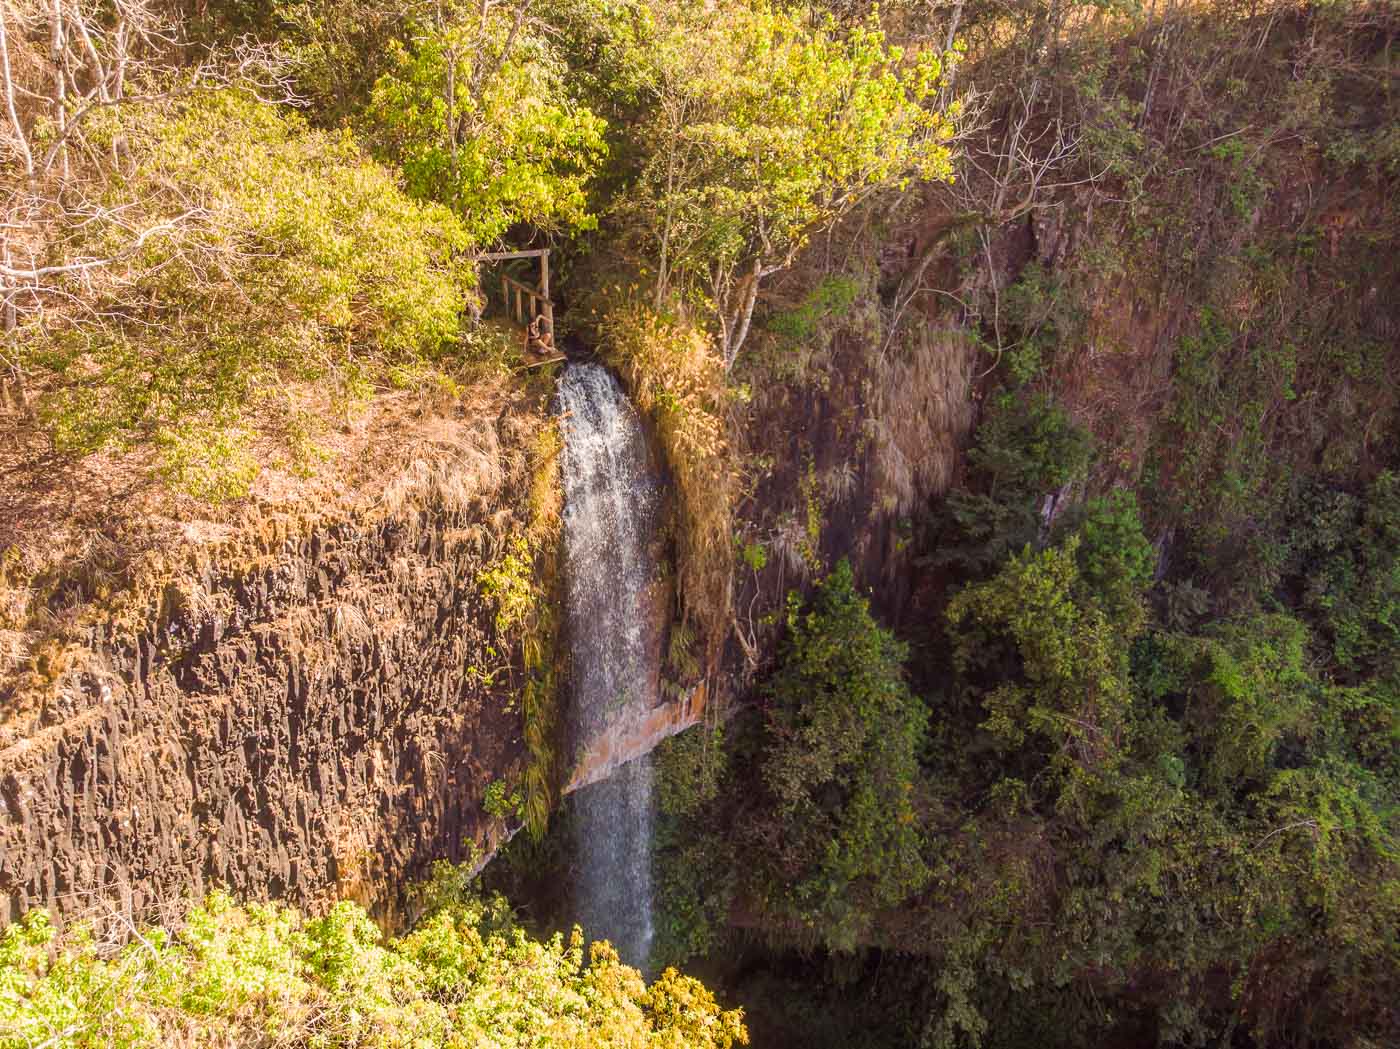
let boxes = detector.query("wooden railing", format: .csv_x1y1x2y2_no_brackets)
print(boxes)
475,248,553,335
500,272,553,333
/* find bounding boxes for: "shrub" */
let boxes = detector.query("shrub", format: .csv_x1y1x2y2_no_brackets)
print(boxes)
0,884,748,1048
946,538,1136,807
652,726,736,970
599,302,737,660
1291,472,1400,679
929,391,1093,576
759,560,929,947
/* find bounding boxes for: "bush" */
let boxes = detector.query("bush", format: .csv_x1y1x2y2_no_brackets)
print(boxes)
652,726,737,970
0,883,748,1048
758,560,929,947
929,391,1093,576
1290,472,1400,680
599,302,736,659
946,537,1137,809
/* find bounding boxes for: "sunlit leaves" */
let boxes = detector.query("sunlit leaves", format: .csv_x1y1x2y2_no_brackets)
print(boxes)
0,885,747,1048
367,4,607,244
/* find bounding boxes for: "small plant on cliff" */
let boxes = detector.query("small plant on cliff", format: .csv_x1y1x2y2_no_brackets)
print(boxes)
478,535,538,635
475,423,566,841
482,779,526,822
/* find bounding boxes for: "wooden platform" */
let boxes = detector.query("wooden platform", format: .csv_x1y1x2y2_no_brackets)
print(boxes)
518,347,567,371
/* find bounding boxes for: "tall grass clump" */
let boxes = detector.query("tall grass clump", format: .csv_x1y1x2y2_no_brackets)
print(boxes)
598,302,737,662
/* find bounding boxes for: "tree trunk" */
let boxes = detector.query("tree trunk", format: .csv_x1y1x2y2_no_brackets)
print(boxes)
723,258,763,371
0,11,34,178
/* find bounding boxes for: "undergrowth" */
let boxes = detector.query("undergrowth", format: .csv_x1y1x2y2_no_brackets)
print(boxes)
0,877,748,1049
475,419,566,840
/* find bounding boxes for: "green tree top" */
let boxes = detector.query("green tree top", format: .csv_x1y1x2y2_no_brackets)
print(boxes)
617,1,960,366
368,1,608,245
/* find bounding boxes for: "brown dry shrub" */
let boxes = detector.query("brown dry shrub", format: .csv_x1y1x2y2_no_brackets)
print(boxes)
869,321,977,517
598,303,736,661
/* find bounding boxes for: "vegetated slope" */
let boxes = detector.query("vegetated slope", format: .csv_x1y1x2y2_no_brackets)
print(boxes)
641,3,1400,1047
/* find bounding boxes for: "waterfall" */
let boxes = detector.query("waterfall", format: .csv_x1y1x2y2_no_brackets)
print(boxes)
557,362,661,968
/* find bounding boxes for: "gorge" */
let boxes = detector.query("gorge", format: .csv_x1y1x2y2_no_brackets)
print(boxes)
1,0,1397,1045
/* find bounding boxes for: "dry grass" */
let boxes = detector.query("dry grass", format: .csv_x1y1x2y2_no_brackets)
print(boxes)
869,320,978,516
598,302,737,663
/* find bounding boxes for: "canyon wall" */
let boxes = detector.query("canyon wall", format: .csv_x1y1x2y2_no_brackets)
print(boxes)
0,412,538,927
0,380,713,929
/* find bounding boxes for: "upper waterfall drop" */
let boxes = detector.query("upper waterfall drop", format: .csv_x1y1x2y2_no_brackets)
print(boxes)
557,361,662,968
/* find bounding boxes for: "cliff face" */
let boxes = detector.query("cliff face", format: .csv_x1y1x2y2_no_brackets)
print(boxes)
0,368,715,929
0,401,546,926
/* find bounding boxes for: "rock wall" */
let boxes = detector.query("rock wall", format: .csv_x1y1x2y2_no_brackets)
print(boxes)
0,427,537,927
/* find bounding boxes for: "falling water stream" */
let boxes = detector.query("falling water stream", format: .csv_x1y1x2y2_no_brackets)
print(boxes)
557,362,661,968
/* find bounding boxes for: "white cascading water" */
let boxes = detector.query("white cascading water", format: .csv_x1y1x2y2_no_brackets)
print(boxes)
557,362,661,968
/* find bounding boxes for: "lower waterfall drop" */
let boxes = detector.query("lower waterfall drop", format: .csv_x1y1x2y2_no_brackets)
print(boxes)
557,361,661,969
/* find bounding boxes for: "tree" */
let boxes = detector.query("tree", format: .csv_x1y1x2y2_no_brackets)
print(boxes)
759,560,929,947
13,89,473,497
617,2,958,368
946,537,1138,808
366,0,607,245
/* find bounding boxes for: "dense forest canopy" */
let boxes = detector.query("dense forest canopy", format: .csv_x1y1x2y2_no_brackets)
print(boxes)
2,0,1398,1046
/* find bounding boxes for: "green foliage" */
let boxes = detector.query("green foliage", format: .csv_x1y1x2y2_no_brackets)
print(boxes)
477,511,562,841
614,2,956,362
1070,490,1155,621
759,561,929,947
1289,472,1400,679
478,535,540,637
929,391,1093,575
765,275,862,345
996,263,1086,385
22,90,473,499
652,726,737,970
483,779,526,822
1171,615,1318,792
154,423,261,503
738,539,768,574
0,885,748,1048
366,3,607,242
947,538,1139,806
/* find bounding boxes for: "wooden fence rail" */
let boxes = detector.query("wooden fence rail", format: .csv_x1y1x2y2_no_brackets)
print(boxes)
500,273,553,333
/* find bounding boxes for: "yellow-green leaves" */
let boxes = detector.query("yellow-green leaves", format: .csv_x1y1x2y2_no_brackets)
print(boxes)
618,1,959,363
21,89,474,501
367,8,607,244
0,888,749,1048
